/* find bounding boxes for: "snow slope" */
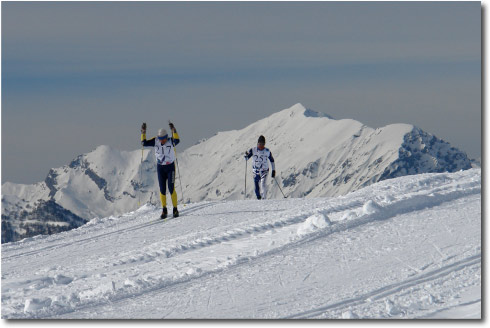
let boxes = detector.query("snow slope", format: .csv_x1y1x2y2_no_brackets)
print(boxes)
1,103,472,243
1,169,481,319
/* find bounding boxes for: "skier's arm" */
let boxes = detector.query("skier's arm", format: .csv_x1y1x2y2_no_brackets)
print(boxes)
141,136,156,147
269,152,276,177
141,123,155,147
171,131,180,146
169,122,180,146
141,122,156,147
269,152,276,171
244,149,253,160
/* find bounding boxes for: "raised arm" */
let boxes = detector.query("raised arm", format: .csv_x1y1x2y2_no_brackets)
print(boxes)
169,122,180,146
141,122,156,147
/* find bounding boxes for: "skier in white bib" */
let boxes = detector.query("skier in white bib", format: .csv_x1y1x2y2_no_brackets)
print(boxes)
244,135,276,199
141,122,180,219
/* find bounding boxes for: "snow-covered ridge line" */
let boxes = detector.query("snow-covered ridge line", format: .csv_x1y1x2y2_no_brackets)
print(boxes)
2,103,473,243
4,167,479,260
1,169,480,318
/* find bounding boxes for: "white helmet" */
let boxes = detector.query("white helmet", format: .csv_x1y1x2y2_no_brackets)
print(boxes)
157,128,168,140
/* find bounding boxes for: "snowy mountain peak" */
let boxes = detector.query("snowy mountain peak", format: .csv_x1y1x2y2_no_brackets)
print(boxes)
267,102,333,121
177,104,471,201
281,102,308,116
303,107,334,119
290,103,334,119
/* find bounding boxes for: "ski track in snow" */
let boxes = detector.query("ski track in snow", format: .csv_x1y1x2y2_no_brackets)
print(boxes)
1,169,481,319
1,200,224,262
285,254,481,319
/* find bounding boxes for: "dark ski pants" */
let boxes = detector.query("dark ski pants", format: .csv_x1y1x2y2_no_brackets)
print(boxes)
253,170,268,199
157,162,177,208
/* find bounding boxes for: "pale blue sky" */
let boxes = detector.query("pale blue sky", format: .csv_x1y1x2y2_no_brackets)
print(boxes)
2,2,481,184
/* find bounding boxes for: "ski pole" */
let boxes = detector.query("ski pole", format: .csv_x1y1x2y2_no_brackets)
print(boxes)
139,122,147,208
138,145,144,207
244,159,247,199
169,121,185,207
174,156,184,206
273,177,287,198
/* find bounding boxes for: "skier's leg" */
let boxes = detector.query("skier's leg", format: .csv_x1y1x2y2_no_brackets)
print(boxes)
254,173,261,199
168,165,178,208
157,165,168,219
171,190,178,207
167,163,179,217
157,165,168,208
160,193,167,208
260,173,268,199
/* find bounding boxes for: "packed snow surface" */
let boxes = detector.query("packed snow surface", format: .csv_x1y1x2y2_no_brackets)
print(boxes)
1,169,481,319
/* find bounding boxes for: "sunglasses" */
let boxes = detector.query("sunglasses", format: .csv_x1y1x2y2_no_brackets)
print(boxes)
158,135,168,141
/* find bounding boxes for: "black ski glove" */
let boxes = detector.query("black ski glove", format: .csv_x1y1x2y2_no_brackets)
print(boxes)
271,170,276,178
169,122,176,133
141,122,147,133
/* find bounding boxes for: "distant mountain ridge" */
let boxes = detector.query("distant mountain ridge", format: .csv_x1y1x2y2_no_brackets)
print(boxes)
1,103,472,243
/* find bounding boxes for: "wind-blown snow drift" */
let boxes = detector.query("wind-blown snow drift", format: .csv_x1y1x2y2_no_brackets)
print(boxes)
1,169,481,319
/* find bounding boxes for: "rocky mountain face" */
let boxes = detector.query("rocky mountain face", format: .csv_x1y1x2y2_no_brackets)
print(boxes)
1,200,87,244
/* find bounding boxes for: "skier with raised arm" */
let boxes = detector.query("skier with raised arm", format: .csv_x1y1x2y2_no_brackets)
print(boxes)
141,122,180,219
244,135,276,200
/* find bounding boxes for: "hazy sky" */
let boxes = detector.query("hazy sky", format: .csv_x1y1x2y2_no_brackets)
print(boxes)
2,1,481,184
